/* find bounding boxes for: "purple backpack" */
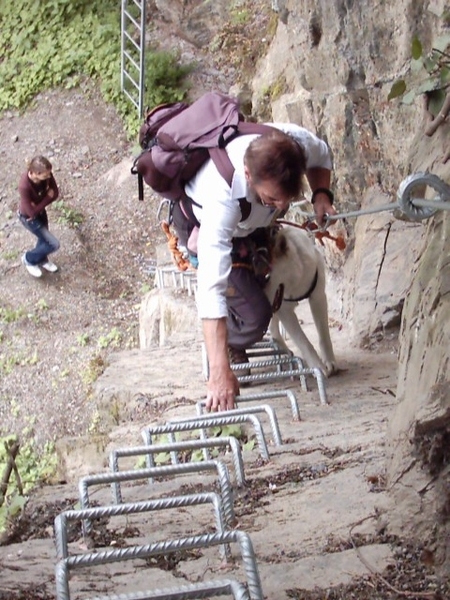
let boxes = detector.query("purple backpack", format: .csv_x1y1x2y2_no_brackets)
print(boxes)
131,91,273,201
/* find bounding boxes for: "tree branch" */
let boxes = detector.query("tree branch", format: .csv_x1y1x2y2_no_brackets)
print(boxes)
424,91,450,136
0,440,20,508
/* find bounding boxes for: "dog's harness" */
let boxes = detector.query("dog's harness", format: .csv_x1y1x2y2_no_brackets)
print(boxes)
284,268,319,302
271,267,319,314
269,218,345,313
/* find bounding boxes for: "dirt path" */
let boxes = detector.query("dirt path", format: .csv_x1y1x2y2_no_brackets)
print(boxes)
0,87,166,447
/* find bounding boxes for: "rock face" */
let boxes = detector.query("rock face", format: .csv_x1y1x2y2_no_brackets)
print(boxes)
237,1,450,570
139,288,201,347
251,0,448,343
386,128,450,572
142,0,450,573
152,0,229,47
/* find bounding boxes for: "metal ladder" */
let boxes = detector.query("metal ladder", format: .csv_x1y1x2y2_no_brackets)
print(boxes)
120,0,147,117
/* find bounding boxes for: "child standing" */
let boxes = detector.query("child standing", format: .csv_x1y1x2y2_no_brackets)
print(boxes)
18,156,60,278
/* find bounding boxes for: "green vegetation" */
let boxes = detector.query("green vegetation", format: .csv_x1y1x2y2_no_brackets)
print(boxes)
230,3,251,26
1,249,20,261
0,348,38,376
143,49,194,109
264,76,289,103
257,75,290,119
88,410,102,435
97,327,122,349
388,32,450,116
140,282,152,295
53,200,84,228
81,353,106,386
0,435,57,534
140,424,255,468
0,306,26,324
76,332,90,347
0,300,51,327
0,301,56,374
0,0,194,136
0,1,120,110
36,298,49,311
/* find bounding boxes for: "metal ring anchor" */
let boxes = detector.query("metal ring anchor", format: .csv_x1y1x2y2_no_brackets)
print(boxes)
396,172,450,221
317,172,450,227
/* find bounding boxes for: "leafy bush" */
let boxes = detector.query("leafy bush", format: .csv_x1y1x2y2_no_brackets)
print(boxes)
53,200,84,228
143,49,194,109
0,435,57,534
0,0,194,136
0,0,120,111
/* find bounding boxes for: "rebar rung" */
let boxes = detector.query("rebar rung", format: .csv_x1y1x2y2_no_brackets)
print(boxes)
55,530,264,600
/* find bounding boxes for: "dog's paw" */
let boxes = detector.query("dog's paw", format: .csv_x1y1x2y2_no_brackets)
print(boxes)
324,361,339,377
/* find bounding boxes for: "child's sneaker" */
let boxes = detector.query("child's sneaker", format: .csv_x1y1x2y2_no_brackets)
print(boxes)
22,254,42,278
41,260,58,273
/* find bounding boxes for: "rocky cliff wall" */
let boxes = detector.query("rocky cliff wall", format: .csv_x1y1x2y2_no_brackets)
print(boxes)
258,0,450,571
251,0,447,341
259,0,450,570
385,125,450,572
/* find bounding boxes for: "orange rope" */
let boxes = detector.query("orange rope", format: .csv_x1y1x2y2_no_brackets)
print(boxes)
277,219,346,250
231,262,254,271
161,221,194,272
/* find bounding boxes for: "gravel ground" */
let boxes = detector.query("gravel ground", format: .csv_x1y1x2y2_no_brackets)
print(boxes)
0,0,271,454
0,3,238,450
0,84,162,448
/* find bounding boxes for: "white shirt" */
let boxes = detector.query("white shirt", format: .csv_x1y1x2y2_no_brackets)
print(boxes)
184,123,332,319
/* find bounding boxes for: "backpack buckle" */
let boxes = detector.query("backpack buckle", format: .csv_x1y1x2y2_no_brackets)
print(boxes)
157,199,172,223
218,124,239,148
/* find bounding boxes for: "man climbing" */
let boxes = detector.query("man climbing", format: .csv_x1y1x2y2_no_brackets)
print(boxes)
172,124,335,412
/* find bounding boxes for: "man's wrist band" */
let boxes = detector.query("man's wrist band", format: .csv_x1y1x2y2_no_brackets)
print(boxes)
311,187,334,205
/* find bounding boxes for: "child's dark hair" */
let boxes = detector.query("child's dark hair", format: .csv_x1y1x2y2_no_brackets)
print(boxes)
244,129,306,198
28,156,52,174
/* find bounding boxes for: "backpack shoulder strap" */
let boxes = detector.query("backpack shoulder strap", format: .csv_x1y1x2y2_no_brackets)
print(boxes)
208,122,276,186
237,122,277,136
179,195,251,226
238,197,252,221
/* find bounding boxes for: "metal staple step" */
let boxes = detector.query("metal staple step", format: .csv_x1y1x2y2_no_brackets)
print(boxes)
78,460,235,535
184,404,283,447
55,530,264,600
201,340,331,401
155,265,197,296
233,357,328,405
85,579,251,599
55,493,229,560
235,389,301,421
110,437,246,487
201,339,305,388
142,414,270,461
